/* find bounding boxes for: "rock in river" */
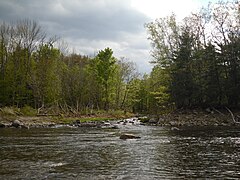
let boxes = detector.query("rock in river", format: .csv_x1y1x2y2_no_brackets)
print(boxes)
11,120,21,128
171,127,180,131
0,123,6,128
120,133,141,140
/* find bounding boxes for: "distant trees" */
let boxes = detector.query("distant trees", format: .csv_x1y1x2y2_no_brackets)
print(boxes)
3,1,240,116
32,44,61,107
0,20,140,114
0,20,49,107
145,1,240,111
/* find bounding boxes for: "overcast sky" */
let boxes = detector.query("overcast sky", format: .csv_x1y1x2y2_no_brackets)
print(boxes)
0,0,216,73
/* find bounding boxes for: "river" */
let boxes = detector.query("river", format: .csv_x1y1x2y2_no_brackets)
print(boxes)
1,120,240,179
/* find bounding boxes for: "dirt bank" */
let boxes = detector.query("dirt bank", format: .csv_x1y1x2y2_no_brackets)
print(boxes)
1,108,240,128
142,108,240,127
0,111,134,128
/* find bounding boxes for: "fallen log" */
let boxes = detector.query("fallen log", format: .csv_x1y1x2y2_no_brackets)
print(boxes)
225,107,240,124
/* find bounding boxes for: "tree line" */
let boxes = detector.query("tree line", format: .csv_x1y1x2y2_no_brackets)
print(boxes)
0,20,143,114
1,1,240,115
142,1,240,113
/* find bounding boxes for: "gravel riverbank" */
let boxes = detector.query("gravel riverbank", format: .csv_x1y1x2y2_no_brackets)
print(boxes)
1,108,240,129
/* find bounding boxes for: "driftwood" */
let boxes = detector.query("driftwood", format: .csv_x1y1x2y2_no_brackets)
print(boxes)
37,105,44,114
212,107,225,116
225,107,240,124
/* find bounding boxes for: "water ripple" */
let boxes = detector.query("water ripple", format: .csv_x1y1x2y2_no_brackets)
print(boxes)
0,125,240,179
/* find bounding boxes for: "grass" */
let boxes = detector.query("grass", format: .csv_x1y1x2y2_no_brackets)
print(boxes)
79,117,115,122
0,106,135,125
50,116,116,124
20,105,37,116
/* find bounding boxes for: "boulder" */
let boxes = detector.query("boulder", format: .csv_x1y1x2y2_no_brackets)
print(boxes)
149,118,158,124
122,121,127,125
171,127,180,131
48,123,56,127
138,116,149,123
11,120,21,128
104,122,111,126
75,120,81,124
111,125,119,129
101,124,119,129
21,125,30,129
120,133,141,140
0,123,6,128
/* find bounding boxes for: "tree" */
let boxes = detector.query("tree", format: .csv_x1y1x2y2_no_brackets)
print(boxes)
145,1,240,109
114,58,139,110
31,44,61,107
170,28,196,108
0,20,51,107
148,66,171,114
94,48,116,110
60,54,91,112
0,23,11,106
145,14,179,67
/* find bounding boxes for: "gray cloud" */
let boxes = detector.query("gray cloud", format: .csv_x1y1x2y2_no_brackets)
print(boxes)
0,0,152,73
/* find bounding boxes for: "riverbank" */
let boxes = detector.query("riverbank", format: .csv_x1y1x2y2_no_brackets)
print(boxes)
142,108,240,127
1,107,240,129
0,107,135,128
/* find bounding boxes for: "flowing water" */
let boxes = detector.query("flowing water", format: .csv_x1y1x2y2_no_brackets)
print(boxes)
1,120,240,179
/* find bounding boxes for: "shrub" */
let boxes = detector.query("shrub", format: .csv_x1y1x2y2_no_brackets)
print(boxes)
21,106,37,116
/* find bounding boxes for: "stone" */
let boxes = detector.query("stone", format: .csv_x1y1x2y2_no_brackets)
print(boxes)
75,120,81,124
120,133,141,140
149,118,158,124
171,127,180,131
104,122,111,126
21,125,30,129
12,120,21,128
0,123,6,128
48,123,56,127
111,125,119,129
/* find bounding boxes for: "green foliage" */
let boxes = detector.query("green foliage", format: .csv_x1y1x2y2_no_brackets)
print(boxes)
146,1,240,109
0,107,20,116
170,29,196,107
0,20,141,115
20,105,37,116
5,2,240,117
32,44,62,106
92,47,116,110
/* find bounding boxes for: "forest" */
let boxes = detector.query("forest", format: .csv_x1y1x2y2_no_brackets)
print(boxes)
1,1,240,116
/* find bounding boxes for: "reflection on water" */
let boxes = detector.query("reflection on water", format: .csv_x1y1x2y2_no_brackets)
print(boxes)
1,123,240,179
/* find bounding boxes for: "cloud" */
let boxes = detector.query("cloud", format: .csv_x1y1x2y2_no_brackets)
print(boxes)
0,0,207,73
132,0,202,20
0,0,153,73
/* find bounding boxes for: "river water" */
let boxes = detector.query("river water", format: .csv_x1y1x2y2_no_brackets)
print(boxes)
1,120,240,179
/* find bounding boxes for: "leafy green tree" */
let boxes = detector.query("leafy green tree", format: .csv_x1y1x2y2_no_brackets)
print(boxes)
146,1,240,109
148,66,171,114
145,14,179,67
4,46,33,106
114,58,139,110
32,44,61,107
94,47,116,110
60,54,91,112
